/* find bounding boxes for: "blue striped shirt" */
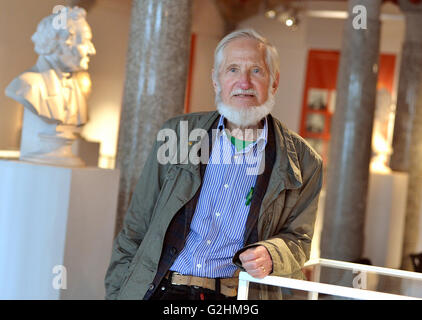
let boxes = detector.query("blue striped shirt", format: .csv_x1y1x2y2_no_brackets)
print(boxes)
170,115,268,278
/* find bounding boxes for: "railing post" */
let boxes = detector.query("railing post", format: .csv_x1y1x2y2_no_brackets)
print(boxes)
237,272,250,300
308,264,321,300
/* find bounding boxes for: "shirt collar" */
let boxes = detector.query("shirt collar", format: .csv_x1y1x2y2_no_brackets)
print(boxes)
217,115,268,153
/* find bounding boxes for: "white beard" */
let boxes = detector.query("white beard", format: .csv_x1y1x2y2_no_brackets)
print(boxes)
216,89,275,128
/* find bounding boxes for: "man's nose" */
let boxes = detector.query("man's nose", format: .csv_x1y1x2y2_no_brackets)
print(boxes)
238,72,252,89
88,42,96,55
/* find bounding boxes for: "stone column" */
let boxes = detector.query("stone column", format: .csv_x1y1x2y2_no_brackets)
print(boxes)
114,0,193,235
391,1,422,271
390,1,422,172
320,0,381,265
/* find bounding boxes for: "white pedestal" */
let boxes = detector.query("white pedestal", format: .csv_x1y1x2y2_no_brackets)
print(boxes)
363,171,408,269
20,109,86,167
0,160,119,299
20,108,58,159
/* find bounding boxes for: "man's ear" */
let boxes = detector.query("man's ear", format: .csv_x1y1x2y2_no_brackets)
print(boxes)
211,69,219,94
271,72,280,95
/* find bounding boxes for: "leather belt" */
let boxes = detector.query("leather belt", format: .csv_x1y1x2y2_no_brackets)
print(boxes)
165,271,239,297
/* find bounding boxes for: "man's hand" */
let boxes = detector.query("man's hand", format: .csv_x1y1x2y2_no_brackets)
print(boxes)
238,245,272,278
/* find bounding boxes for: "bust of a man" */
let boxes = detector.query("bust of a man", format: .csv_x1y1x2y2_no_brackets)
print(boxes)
4,6,96,167
5,6,96,126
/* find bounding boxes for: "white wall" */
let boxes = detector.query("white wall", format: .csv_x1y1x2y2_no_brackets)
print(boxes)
0,0,51,150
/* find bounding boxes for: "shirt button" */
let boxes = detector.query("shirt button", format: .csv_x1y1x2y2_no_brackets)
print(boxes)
206,240,211,245
148,283,155,291
197,264,202,268
216,212,221,217
224,184,229,189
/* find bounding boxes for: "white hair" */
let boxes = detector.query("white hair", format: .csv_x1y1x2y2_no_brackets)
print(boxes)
31,6,87,55
213,29,280,84
216,82,276,128
217,92,275,128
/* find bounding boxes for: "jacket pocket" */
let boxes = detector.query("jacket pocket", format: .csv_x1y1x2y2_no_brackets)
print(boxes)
117,264,134,299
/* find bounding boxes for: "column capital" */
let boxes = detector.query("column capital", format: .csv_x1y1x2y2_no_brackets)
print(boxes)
349,0,382,20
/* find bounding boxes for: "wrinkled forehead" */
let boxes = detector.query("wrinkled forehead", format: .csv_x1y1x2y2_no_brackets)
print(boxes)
221,38,267,67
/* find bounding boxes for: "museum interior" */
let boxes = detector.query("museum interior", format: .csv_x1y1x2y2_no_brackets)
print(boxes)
1,0,422,300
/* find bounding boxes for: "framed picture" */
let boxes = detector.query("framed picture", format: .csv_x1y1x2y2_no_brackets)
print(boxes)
307,88,328,110
306,113,325,133
300,50,396,166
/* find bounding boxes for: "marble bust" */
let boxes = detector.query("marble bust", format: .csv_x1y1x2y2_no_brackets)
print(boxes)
5,6,96,167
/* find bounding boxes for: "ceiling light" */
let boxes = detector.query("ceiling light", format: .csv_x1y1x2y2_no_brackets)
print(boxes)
265,9,277,19
278,9,299,29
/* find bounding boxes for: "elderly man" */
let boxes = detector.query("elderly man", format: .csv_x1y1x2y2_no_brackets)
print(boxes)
105,29,323,300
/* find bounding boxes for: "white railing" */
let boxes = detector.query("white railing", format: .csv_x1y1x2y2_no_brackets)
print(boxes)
305,258,422,281
237,258,422,300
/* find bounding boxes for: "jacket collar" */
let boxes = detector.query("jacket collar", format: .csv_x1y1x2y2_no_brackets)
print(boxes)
270,115,303,190
174,111,220,176
181,111,302,189
255,114,304,213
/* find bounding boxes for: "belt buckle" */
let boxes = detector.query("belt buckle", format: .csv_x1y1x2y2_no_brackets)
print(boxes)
169,271,182,286
166,271,177,284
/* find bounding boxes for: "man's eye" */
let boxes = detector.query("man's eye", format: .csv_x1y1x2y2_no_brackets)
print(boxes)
252,68,260,73
229,68,237,72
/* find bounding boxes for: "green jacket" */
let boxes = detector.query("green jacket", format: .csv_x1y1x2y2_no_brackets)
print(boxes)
105,111,323,300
